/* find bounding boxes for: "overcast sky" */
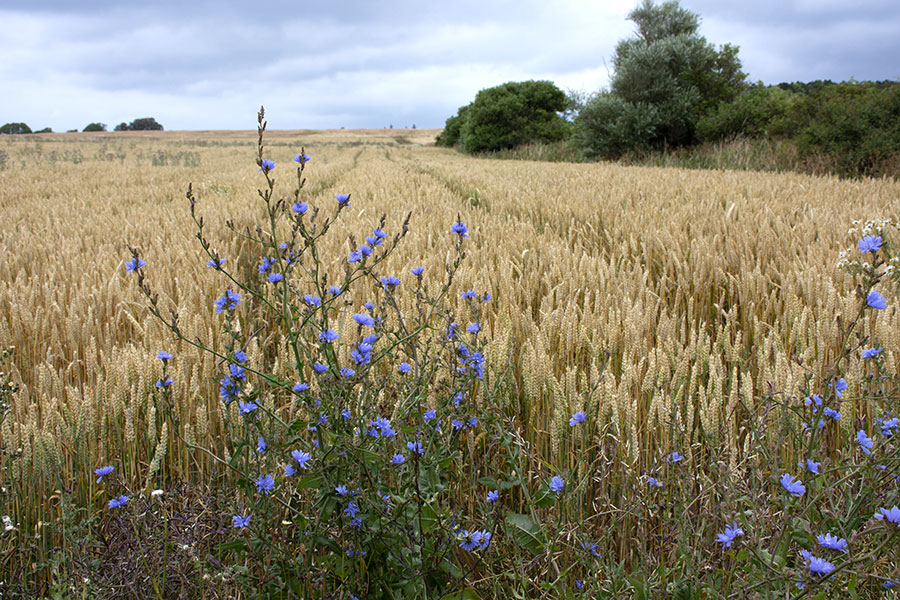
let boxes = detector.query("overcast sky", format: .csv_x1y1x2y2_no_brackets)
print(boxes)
2,0,899,132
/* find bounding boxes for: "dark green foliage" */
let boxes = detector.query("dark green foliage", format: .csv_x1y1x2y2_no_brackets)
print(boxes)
115,117,165,131
129,117,164,131
0,122,32,134
699,80,900,177
35,127,53,134
795,82,900,177
573,0,747,159
82,122,107,132
436,81,570,153
697,83,800,141
460,80,570,153
435,105,468,147
573,93,662,159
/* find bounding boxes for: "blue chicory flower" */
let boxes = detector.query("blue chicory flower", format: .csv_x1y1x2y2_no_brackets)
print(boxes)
858,235,883,254
867,291,888,309
232,515,251,528
214,289,241,313
256,474,275,494
549,475,565,494
108,495,129,509
874,505,900,525
94,465,114,483
335,193,350,206
258,159,275,172
157,351,173,360
857,430,874,454
800,550,835,576
715,523,744,548
292,449,311,469
817,533,848,552
125,257,146,272
353,313,376,328
780,474,806,497
487,490,499,503
391,454,405,465
861,346,883,359
569,411,586,426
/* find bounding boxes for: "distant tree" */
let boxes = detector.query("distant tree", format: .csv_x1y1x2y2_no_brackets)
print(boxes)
129,117,163,131
0,122,32,134
458,80,571,153
36,127,53,133
114,122,130,131
83,123,107,132
574,0,747,159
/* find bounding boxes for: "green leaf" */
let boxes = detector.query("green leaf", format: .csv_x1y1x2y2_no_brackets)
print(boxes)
295,474,322,489
440,589,482,600
505,512,544,554
215,540,248,553
477,476,499,489
532,484,557,508
420,503,440,533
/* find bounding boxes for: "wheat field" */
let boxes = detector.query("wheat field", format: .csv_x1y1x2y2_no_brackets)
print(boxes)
1,128,898,533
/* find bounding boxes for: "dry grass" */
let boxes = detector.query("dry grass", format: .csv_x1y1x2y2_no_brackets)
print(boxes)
1,128,898,533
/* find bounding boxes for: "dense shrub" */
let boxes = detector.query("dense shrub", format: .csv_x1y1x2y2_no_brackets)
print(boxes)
795,82,900,177
82,123,107,132
0,122,32,134
436,81,570,153
697,83,801,142
434,105,467,147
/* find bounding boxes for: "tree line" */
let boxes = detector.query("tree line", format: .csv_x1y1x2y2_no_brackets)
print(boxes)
1,117,163,135
435,0,900,178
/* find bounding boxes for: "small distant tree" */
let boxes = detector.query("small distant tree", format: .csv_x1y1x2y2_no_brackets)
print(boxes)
36,127,53,133
129,117,163,131
83,123,107,132
114,122,130,131
0,122,32,134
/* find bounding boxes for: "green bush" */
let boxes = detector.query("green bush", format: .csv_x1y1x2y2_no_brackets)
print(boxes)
0,122,32,134
434,106,467,147
83,123,107,132
795,82,900,177
439,80,570,154
114,117,164,131
697,83,800,142
572,93,663,159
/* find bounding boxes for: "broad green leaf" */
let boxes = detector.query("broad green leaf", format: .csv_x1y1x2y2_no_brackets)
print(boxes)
505,512,544,554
